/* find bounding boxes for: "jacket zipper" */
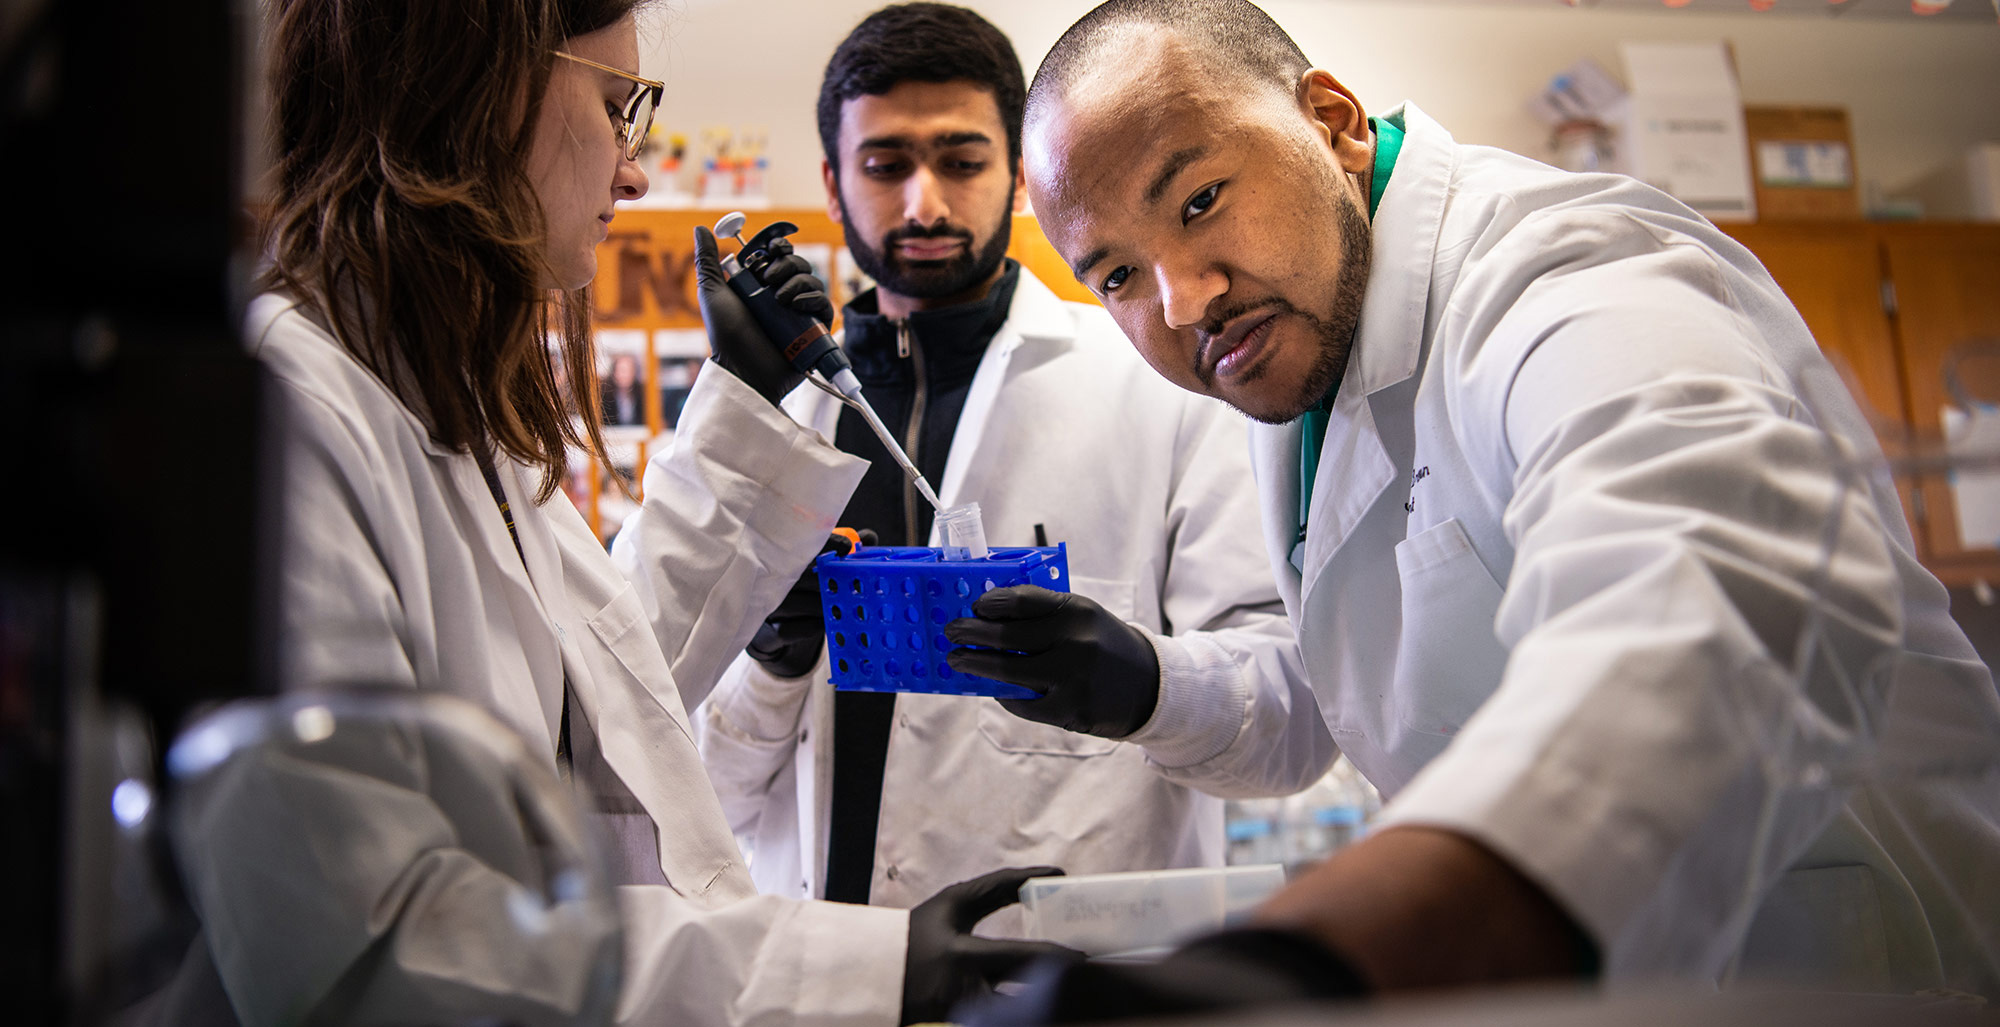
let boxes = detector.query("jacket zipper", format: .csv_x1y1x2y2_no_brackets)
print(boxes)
898,318,926,546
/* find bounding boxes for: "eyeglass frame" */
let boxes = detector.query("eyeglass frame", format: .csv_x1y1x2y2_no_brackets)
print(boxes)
553,51,664,162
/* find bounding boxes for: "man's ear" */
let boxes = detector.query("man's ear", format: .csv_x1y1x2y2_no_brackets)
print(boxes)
1011,159,1029,215
1298,69,1371,176
823,159,842,223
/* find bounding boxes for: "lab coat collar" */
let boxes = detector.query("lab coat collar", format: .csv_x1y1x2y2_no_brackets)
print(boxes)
931,271,1077,516
986,266,1078,358
839,261,1022,380
256,291,464,460
1345,101,1455,399
1250,103,1453,596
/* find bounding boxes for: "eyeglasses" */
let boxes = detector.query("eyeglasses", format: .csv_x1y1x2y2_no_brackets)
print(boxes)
554,51,663,162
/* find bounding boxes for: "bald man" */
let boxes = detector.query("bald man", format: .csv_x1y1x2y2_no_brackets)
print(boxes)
968,0,2000,1009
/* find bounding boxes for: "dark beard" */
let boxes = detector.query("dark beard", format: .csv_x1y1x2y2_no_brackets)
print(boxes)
1212,188,1372,426
838,189,1014,302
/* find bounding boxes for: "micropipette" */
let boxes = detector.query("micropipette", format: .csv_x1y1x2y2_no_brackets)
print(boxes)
714,212,943,512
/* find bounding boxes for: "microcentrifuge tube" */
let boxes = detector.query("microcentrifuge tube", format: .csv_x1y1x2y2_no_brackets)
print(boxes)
938,502,989,561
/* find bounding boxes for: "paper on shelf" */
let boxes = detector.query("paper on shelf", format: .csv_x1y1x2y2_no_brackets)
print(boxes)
1618,41,1756,222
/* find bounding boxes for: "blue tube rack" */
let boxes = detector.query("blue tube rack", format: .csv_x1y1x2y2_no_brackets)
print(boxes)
816,544,1069,699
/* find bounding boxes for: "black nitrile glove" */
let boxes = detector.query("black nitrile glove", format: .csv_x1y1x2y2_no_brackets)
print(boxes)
954,926,1368,1026
943,586,1161,739
901,866,1077,1026
747,529,877,678
692,225,836,405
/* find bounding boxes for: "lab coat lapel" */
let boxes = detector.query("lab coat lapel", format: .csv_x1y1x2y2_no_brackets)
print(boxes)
775,369,848,885
1348,102,1453,396
798,677,835,901
931,273,1075,527
544,510,750,901
586,631,750,901
1297,392,1397,603
1248,420,1305,617
1297,103,1456,604
463,459,567,755
494,461,570,657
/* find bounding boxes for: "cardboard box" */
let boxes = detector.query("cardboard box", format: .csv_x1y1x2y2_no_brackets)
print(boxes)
1618,42,1757,223
1746,106,1861,222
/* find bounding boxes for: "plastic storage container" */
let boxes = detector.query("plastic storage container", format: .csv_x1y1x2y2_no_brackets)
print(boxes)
816,543,1068,699
1017,864,1288,958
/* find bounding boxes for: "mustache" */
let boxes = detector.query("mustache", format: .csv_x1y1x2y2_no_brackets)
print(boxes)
1195,298,1296,345
883,222,976,248
1192,298,1320,388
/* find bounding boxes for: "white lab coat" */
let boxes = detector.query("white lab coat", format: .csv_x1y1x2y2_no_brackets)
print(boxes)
204,294,907,1026
1264,104,2000,993
697,271,1333,928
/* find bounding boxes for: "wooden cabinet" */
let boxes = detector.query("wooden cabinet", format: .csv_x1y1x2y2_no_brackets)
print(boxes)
1721,226,1906,425
1882,226,2000,582
1722,222,2000,586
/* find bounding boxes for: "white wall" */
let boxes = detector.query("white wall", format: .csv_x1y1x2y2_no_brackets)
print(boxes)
641,0,2000,210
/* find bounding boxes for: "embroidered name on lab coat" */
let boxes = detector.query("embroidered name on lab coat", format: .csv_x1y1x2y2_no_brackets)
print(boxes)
1404,465,1430,514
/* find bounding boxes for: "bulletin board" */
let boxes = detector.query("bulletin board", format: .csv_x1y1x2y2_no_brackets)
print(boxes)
1744,106,1860,222
573,209,1094,541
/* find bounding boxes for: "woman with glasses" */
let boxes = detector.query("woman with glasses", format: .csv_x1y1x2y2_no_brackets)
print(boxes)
191,1,1062,1024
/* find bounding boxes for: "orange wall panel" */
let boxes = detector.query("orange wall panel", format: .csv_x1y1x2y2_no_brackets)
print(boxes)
588,208,1096,337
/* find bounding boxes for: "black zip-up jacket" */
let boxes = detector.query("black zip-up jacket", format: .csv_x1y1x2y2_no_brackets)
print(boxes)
823,260,1022,905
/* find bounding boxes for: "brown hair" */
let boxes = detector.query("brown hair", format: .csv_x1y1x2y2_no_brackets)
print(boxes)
258,0,646,500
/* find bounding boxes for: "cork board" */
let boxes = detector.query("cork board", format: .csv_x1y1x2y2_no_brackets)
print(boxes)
1746,106,1861,221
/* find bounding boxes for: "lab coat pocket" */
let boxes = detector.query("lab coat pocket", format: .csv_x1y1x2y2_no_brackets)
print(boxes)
584,580,645,641
1068,574,1137,622
972,574,1128,758
1392,518,1509,737
582,582,693,737
976,703,1118,757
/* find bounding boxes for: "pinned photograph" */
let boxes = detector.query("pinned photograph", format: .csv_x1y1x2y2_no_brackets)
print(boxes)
655,328,709,432
595,438,641,548
596,328,649,428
